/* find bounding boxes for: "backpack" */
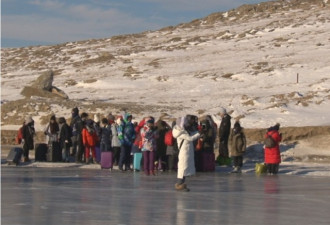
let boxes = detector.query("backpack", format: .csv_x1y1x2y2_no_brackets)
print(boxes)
164,129,174,146
15,126,23,144
264,134,276,148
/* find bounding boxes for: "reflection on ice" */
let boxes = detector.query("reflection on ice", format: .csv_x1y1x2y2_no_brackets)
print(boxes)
2,167,330,225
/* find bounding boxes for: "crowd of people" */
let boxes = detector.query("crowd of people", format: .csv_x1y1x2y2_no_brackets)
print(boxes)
19,106,282,191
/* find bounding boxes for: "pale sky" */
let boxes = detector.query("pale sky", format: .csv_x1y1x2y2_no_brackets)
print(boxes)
1,0,270,48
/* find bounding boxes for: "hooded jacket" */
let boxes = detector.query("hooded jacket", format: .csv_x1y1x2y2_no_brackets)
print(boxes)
264,127,282,164
172,117,200,179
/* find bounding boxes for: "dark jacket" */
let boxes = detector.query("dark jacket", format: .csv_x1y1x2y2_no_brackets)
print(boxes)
22,123,35,150
200,120,215,152
70,115,84,143
59,123,72,148
156,120,170,157
219,114,231,143
100,125,112,147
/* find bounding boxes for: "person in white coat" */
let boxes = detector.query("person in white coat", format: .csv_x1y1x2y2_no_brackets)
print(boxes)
172,116,201,192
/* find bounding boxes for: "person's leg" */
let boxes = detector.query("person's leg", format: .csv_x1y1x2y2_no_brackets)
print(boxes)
22,144,29,161
124,145,131,170
91,146,96,163
177,176,185,184
66,144,70,162
114,147,121,165
168,155,174,172
238,156,243,168
149,151,155,175
76,141,83,163
175,176,189,191
232,156,237,167
143,151,149,175
85,146,90,164
62,145,66,162
71,137,77,156
267,164,272,174
273,164,279,174
119,146,126,170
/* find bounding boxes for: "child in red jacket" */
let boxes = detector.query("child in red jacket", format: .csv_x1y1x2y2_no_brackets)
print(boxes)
82,119,99,164
264,123,282,175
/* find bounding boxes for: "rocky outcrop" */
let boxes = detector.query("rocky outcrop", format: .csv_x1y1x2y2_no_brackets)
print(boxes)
31,70,54,91
21,70,68,99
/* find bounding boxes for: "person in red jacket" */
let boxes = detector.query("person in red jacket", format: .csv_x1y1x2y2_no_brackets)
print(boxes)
264,123,282,175
82,119,99,164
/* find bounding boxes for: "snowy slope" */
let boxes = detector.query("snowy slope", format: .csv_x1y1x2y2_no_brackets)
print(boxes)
1,0,330,130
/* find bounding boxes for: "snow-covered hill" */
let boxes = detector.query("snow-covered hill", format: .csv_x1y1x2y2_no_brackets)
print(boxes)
1,0,330,130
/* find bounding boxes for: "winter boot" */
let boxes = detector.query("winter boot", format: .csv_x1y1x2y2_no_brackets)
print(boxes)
175,183,190,192
23,157,30,163
231,166,241,173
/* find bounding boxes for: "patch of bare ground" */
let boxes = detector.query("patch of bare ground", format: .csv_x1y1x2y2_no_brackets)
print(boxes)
1,98,181,143
244,126,330,144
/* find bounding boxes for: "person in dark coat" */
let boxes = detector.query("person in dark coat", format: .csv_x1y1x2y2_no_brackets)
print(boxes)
70,107,80,158
218,107,231,161
22,116,35,162
155,120,171,171
71,109,88,163
195,119,215,172
58,117,72,162
100,118,112,153
200,119,215,153
264,123,282,175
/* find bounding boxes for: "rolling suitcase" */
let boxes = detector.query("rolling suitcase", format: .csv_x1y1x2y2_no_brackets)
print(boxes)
35,143,48,162
100,151,113,169
202,152,215,172
47,141,62,162
7,147,23,165
133,152,142,171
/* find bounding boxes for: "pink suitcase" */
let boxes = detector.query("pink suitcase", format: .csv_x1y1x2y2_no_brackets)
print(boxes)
100,151,113,169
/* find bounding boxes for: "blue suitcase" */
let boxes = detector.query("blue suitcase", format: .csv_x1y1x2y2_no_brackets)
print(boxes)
133,152,142,171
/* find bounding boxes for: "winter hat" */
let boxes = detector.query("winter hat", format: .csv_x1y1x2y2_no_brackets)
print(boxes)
116,117,123,125
125,113,133,121
274,123,280,131
25,116,33,124
146,118,154,124
233,121,242,133
101,118,108,125
86,119,94,126
81,112,88,119
72,107,79,117
94,114,100,123
58,117,66,124
50,115,56,121
234,121,241,128
107,114,115,121
219,107,227,115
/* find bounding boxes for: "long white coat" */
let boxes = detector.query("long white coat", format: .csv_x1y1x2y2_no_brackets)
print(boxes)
172,125,200,179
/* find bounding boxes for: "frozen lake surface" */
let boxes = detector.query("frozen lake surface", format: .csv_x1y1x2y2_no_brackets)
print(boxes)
2,167,330,225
